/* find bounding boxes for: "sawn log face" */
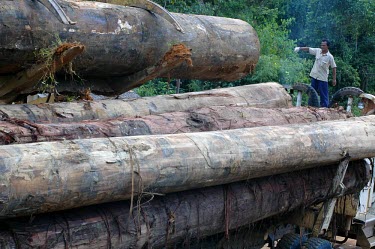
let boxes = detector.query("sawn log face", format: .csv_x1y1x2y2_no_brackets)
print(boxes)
0,116,374,218
0,161,369,248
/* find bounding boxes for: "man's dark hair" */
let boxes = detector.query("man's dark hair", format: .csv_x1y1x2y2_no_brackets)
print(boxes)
322,39,330,47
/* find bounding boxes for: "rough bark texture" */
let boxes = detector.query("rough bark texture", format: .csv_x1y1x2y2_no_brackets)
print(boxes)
0,162,369,248
0,43,85,103
0,82,292,123
0,106,351,145
0,0,260,95
0,116,374,218
111,43,193,92
0,42,191,103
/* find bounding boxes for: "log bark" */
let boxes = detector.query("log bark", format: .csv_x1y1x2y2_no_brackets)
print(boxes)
0,116,375,218
0,42,191,103
0,0,260,95
0,106,351,145
0,82,292,123
0,161,369,248
0,43,85,104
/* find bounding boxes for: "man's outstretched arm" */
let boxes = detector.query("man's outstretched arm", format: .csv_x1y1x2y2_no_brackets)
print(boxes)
294,47,310,52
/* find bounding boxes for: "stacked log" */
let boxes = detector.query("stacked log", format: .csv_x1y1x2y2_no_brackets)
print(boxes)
0,82,291,122
1,115,374,218
0,1,370,247
0,82,372,248
0,161,370,248
0,106,351,144
0,0,260,98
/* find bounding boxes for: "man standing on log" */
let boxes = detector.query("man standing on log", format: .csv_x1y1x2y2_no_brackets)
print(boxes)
294,39,337,107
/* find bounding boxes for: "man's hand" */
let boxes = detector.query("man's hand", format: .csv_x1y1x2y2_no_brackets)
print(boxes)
294,47,300,53
332,79,337,86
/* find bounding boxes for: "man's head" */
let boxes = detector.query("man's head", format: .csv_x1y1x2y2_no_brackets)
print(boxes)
321,39,330,53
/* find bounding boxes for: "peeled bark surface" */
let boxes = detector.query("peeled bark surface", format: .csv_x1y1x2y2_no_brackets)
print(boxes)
0,162,369,248
0,43,191,103
0,106,351,144
0,43,85,104
0,116,375,218
0,82,292,123
0,0,260,94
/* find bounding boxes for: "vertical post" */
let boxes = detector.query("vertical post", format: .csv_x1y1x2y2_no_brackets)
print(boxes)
176,79,181,94
314,154,351,236
296,91,302,107
346,97,353,113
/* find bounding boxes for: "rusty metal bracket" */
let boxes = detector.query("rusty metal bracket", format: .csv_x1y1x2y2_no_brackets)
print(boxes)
36,0,76,25
98,0,184,33
317,154,351,235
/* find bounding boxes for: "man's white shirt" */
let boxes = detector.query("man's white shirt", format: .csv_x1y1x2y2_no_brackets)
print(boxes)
309,48,336,82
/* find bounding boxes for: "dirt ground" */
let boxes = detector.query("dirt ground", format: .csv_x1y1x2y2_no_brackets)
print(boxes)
333,238,361,249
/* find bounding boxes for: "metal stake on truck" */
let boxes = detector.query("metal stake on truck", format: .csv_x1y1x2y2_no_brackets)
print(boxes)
272,87,375,249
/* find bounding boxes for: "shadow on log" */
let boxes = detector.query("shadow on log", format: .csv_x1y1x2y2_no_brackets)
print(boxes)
0,82,292,123
0,161,369,248
0,116,374,218
0,106,351,144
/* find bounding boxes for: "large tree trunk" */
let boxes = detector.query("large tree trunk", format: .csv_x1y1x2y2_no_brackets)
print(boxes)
0,106,351,145
0,0,260,95
0,116,374,218
0,43,191,104
0,161,369,248
0,82,292,123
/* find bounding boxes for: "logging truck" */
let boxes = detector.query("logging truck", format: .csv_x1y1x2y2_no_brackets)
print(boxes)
264,86,375,249
0,84,373,249
0,1,375,248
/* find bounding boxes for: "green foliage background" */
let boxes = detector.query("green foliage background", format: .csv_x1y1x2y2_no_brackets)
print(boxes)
136,0,374,96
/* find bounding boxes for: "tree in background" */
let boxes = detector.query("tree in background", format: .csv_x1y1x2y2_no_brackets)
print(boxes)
138,0,307,95
287,0,374,92
137,0,374,96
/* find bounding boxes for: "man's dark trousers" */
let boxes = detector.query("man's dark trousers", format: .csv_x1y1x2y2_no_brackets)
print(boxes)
311,78,329,107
